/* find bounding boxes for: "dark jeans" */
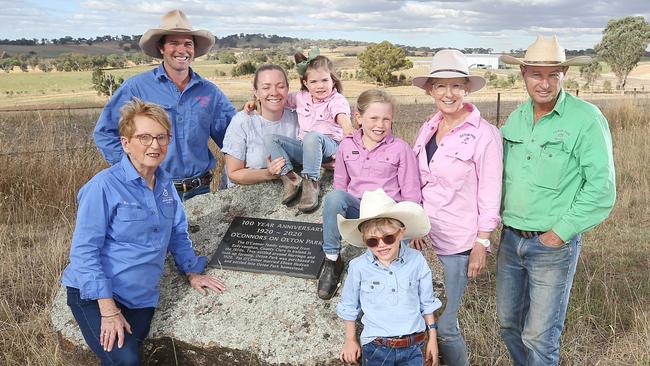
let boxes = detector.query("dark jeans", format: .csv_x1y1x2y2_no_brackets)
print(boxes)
361,340,425,366
66,287,155,366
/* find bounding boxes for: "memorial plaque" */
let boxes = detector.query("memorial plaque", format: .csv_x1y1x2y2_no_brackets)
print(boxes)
210,216,325,279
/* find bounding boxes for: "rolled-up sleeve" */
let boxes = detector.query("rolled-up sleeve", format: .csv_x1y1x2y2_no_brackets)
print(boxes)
476,127,503,232
417,256,442,316
69,181,114,300
329,93,351,118
397,145,422,204
221,112,249,162
167,188,207,274
336,263,362,321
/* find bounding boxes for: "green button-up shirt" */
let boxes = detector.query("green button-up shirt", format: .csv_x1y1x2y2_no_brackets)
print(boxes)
500,89,616,241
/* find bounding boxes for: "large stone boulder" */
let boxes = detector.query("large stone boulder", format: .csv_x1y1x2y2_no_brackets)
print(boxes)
51,172,445,365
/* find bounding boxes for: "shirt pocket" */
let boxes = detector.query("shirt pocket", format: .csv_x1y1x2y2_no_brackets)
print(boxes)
534,140,572,189
502,134,525,182
113,206,149,245
437,149,474,190
360,279,385,305
373,153,399,177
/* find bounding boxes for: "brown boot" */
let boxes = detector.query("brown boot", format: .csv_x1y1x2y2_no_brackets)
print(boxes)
280,171,302,204
298,176,320,213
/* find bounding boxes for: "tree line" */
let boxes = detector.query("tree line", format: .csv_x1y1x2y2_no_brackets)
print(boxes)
0,52,153,73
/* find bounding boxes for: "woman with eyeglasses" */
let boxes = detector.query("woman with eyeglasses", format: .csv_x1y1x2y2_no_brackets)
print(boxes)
61,98,226,365
410,49,503,366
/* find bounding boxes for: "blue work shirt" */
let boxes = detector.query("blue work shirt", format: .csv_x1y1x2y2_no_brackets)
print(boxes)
61,155,207,308
336,244,442,345
93,64,237,180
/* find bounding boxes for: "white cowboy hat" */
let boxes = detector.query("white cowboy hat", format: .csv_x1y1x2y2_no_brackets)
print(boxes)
139,9,215,59
500,35,591,67
337,188,431,248
412,49,486,92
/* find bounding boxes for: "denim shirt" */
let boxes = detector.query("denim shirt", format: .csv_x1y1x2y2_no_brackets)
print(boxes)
336,244,442,345
93,64,237,180
61,155,206,308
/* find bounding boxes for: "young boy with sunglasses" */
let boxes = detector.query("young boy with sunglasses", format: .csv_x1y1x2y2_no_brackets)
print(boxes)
336,188,441,366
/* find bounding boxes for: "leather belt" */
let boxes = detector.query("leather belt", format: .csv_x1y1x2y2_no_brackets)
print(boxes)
505,226,544,239
373,331,426,348
173,171,212,192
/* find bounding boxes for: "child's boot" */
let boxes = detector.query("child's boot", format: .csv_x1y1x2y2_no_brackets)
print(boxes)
280,171,302,204
298,176,320,213
317,256,344,299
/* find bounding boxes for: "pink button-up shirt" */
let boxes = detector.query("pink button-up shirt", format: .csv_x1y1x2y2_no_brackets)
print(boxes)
335,129,421,203
287,90,350,141
413,104,503,255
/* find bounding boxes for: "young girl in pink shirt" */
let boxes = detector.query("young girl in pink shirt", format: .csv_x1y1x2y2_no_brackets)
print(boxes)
263,48,356,213
317,89,421,300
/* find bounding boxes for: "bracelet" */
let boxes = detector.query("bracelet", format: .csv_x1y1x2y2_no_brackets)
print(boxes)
101,309,121,318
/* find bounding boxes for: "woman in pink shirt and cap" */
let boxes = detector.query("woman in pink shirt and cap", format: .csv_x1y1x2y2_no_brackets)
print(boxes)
411,49,503,366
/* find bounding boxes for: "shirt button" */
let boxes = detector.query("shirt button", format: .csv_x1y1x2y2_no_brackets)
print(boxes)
440,143,444,146
150,210,157,215
153,227,159,233
389,271,393,275
366,157,370,160
370,285,374,289
526,156,531,160
531,139,535,142
391,289,396,292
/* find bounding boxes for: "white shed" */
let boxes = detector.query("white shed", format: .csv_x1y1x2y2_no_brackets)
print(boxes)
465,54,504,69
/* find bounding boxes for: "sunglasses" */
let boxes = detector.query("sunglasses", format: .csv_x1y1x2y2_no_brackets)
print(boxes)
363,228,403,248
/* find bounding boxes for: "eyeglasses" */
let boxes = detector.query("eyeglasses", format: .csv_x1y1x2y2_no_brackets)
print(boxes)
133,134,172,146
363,228,403,248
430,83,467,96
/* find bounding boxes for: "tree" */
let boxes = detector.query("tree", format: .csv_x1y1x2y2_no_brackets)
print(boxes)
579,60,602,89
358,41,413,85
595,16,650,89
92,68,123,97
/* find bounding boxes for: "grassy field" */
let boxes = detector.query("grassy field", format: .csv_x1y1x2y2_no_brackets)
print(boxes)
1,94,648,364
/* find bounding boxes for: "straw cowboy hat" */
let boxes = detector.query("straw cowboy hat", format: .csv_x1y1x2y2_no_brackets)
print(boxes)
412,49,486,92
139,9,215,59
337,188,431,248
500,35,591,66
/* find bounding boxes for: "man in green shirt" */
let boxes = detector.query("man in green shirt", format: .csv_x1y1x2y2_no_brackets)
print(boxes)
497,36,616,366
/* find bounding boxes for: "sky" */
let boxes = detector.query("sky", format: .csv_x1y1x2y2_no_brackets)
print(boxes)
1,0,649,52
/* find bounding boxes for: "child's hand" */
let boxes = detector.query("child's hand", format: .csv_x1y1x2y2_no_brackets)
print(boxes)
425,336,439,366
342,125,357,136
321,155,336,171
339,339,361,364
242,100,257,113
266,155,285,177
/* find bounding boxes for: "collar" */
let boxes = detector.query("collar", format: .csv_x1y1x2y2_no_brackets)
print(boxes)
524,89,566,118
351,128,394,147
154,63,201,85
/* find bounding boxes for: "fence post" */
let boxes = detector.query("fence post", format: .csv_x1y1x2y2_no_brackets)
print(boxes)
576,89,579,97
496,92,501,126
634,88,637,98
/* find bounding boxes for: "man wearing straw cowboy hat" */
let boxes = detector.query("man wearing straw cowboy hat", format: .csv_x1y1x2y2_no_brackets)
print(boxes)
94,9,236,200
497,36,616,365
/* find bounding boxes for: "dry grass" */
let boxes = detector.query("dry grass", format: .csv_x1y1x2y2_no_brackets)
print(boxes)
0,97,648,365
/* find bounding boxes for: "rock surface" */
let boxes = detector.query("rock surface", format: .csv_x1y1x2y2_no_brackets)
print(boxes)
51,172,445,365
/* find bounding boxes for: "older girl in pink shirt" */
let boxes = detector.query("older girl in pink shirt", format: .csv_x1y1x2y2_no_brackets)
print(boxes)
411,49,503,366
317,89,421,300
264,48,355,213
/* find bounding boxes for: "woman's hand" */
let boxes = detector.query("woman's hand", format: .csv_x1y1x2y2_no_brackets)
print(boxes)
321,155,336,171
410,237,428,251
100,312,132,352
467,242,487,278
242,100,257,113
339,339,361,364
266,155,286,177
187,273,227,295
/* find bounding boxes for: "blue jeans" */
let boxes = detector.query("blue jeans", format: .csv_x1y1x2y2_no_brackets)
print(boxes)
66,287,155,366
322,189,360,255
362,340,424,366
437,254,470,366
263,131,339,180
496,228,581,366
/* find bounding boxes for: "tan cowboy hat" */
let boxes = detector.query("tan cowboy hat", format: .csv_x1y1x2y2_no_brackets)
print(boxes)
337,188,431,248
139,9,215,59
412,49,486,92
500,35,591,66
